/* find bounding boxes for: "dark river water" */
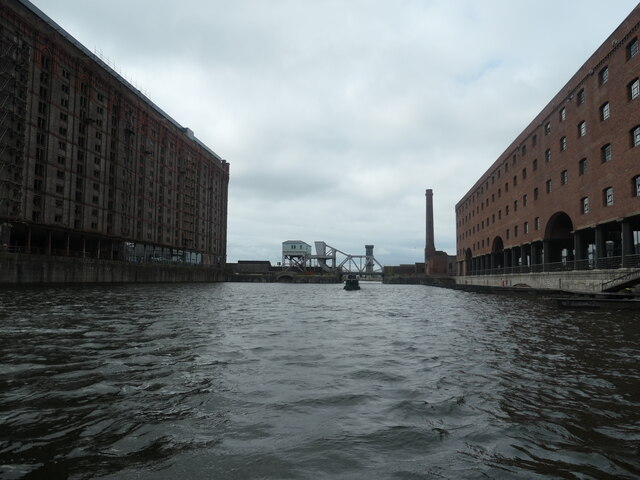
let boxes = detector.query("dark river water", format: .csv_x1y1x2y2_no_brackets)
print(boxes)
1,282,639,479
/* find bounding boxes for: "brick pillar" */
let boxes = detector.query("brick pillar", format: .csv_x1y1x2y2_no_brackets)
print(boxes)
595,226,605,268
574,230,583,262
543,240,550,267
621,219,633,267
531,242,538,266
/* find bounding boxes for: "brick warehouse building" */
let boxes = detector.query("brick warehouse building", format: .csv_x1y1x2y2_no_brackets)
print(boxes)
0,0,229,270
456,4,640,279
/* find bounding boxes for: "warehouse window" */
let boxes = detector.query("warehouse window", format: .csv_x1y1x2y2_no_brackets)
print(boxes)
632,126,640,147
545,149,551,162
578,121,587,137
599,66,609,85
546,180,552,193
629,78,640,100
524,222,529,234
579,158,588,175
561,170,568,185
604,187,614,206
535,217,540,230
581,197,589,214
533,159,538,171
534,187,539,200
577,89,585,105
601,144,612,162
559,107,566,122
560,136,567,151
627,37,638,60
544,122,551,135
634,176,640,197
600,102,610,121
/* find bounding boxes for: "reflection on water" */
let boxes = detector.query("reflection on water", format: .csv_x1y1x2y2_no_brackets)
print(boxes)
0,283,638,479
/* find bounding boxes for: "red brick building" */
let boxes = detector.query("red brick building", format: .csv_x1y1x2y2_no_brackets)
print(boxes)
456,4,640,277
0,0,229,267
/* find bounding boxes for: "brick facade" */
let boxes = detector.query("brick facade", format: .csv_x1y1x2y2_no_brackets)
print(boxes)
456,4,640,277
0,0,229,266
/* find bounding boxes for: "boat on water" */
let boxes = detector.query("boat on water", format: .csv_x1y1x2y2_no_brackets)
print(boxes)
344,275,360,291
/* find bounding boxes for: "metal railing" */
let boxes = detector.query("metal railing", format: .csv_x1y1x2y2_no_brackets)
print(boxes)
467,254,637,277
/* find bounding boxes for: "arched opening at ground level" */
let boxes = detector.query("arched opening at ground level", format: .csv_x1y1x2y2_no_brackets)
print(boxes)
544,212,574,264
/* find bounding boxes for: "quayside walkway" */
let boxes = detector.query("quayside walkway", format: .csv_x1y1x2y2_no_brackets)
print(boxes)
459,257,640,294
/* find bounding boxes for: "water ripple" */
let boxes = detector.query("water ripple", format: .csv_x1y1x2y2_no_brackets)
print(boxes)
1,283,639,479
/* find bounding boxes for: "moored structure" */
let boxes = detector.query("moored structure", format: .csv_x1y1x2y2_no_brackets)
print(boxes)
455,4,640,290
0,0,229,279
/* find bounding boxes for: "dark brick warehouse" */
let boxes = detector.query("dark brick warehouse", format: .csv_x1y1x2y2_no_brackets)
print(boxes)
0,0,229,268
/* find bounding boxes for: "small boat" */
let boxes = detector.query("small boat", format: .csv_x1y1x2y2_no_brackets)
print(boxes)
344,274,360,290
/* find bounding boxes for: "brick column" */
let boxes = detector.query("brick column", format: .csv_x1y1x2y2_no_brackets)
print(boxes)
621,219,633,267
530,242,538,266
543,240,550,267
595,225,605,268
574,230,584,261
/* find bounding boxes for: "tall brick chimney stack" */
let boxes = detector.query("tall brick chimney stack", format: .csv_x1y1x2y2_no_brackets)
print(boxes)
425,189,435,264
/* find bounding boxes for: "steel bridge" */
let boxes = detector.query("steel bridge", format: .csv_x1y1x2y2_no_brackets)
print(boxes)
282,241,384,276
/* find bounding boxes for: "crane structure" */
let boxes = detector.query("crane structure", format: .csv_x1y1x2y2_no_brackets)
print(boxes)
282,241,383,276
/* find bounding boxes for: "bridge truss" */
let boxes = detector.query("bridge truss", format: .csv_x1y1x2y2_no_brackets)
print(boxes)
283,241,384,276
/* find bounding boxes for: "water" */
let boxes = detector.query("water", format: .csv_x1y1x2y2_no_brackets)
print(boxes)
1,283,639,479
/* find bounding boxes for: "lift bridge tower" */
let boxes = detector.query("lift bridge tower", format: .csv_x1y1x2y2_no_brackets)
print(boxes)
281,241,383,276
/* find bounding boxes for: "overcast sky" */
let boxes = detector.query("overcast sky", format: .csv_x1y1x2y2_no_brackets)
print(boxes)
33,0,638,265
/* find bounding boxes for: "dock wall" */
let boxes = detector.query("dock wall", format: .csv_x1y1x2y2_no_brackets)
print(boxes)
0,253,224,284
456,269,636,293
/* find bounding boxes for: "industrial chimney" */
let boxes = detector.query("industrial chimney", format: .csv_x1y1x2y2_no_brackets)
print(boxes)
425,189,435,265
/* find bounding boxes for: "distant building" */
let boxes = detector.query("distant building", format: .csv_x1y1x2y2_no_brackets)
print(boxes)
282,240,312,257
0,0,229,266
455,5,640,277
282,240,311,270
